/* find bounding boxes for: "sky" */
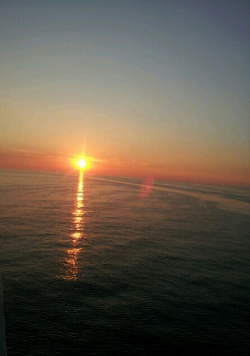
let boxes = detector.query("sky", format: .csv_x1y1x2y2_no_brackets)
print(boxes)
0,0,249,186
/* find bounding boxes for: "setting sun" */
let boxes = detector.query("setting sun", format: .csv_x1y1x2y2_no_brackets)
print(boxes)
71,156,93,172
77,159,87,169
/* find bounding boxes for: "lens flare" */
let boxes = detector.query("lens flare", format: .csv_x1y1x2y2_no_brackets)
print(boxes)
140,175,154,198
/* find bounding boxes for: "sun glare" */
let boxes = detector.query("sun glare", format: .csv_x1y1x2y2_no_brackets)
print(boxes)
77,159,87,170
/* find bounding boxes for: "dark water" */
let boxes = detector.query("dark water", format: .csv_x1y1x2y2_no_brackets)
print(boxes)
0,169,250,355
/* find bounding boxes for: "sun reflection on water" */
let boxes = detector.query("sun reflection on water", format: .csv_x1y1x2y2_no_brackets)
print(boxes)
64,172,85,281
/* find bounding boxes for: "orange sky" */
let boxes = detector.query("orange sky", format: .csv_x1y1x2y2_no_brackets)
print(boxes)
0,149,249,187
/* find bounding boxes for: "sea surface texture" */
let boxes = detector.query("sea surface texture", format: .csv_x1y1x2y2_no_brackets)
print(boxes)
0,169,250,355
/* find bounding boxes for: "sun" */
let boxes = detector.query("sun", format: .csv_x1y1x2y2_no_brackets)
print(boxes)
77,158,87,170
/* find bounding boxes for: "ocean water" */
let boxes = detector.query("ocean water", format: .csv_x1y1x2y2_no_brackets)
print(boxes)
0,169,250,355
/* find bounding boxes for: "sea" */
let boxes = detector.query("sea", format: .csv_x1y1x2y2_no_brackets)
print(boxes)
0,169,250,355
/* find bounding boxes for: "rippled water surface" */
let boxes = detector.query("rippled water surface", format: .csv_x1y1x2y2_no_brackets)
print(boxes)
0,169,250,355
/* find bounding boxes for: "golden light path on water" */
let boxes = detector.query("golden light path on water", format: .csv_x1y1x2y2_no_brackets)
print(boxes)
64,172,85,281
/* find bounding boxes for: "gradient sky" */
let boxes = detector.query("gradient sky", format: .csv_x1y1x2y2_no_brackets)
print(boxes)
0,0,249,186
